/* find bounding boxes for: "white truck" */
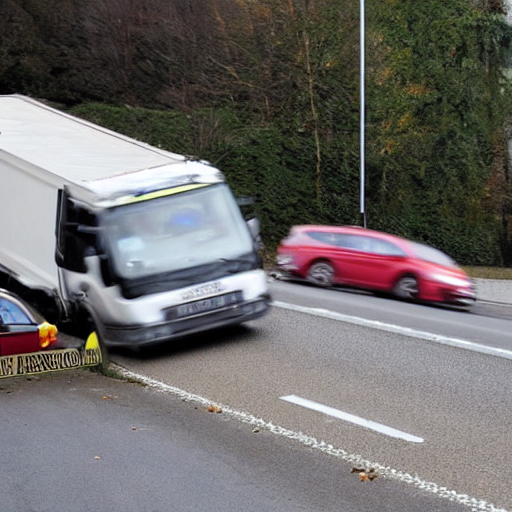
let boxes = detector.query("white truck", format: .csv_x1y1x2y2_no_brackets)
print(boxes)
0,95,269,348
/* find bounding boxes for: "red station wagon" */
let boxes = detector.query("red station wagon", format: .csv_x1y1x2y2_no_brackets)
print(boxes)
0,289,58,357
276,225,476,307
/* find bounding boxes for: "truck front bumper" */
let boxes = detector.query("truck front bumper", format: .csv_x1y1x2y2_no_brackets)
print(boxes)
102,294,270,347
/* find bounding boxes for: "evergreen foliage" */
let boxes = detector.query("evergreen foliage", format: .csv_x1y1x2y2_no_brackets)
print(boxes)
365,0,512,264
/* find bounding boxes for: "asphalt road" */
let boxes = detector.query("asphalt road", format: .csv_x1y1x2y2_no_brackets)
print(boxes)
109,281,512,512
0,369,468,512
269,279,512,350
3,279,512,511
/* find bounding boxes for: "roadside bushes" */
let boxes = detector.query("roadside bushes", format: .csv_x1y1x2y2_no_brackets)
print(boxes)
68,101,507,266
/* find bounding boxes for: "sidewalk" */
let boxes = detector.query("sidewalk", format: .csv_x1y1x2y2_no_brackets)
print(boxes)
473,278,512,305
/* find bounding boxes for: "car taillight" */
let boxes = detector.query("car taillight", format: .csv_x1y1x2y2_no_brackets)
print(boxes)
38,322,58,349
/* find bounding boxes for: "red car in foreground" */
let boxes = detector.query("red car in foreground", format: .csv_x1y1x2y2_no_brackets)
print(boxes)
0,289,58,356
276,225,476,307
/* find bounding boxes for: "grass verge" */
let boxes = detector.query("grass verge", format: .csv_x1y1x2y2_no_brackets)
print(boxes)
463,267,512,280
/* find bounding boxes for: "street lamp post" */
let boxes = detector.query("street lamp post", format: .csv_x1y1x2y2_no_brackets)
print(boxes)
360,0,367,228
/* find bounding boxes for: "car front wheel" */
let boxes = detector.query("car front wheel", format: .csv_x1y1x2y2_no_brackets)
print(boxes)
306,261,335,287
393,275,419,300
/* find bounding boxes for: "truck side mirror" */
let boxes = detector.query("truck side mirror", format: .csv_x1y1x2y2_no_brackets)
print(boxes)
247,217,264,251
247,217,260,240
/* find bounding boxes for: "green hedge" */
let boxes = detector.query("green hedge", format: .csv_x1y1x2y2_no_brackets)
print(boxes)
69,101,508,266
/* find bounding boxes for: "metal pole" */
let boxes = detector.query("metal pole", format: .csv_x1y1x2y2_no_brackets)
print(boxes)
360,0,367,228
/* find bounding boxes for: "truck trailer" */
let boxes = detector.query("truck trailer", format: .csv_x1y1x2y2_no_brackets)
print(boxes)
0,95,269,348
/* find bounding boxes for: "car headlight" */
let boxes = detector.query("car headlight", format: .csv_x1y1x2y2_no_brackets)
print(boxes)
429,273,471,287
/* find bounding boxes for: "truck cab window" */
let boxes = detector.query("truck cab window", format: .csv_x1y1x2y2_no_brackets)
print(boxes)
56,192,99,273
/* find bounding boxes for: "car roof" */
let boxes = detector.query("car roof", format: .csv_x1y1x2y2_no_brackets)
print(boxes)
290,225,410,246
0,288,22,300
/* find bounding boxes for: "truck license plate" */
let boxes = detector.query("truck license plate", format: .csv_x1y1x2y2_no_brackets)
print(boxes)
174,292,240,318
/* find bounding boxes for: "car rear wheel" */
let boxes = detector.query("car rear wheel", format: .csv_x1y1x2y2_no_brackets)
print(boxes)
306,261,335,287
393,275,419,300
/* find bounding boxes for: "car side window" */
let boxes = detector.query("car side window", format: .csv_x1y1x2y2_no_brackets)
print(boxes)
335,234,366,250
306,231,338,246
0,298,31,325
333,234,405,256
366,238,406,256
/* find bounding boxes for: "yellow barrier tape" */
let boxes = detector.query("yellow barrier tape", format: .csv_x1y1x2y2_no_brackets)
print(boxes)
0,342,102,379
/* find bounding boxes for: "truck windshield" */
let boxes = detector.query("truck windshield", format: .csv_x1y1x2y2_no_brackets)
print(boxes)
101,184,254,280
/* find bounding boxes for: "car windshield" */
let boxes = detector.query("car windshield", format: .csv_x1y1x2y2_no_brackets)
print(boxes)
101,184,253,279
409,241,456,267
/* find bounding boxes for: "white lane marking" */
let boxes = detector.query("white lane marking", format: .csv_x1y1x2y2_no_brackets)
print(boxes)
112,364,505,512
272,301,512,360
280,395,423,443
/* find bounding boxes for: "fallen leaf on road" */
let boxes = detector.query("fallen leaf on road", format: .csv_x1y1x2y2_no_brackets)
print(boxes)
352,467,378,482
